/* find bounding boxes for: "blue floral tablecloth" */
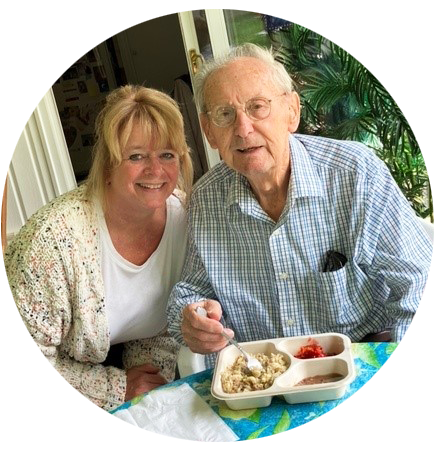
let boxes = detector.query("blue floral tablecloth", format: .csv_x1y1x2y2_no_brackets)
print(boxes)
112,342,397,441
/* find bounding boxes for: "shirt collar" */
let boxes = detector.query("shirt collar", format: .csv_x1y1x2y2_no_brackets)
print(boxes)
226,170,259,216
288,133,325,201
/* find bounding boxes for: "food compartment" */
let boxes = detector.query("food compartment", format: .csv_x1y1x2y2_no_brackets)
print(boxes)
212,341,292,396
214,340,292,378
276,333,347,359
294,358,349,386
282,358,354,404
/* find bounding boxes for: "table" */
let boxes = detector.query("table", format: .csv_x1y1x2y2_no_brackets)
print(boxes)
111,342,397,441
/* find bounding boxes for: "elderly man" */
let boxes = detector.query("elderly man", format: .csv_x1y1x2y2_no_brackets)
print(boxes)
167,43,432,366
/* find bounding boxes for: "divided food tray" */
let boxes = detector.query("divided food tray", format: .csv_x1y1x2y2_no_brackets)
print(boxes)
211,333,356,410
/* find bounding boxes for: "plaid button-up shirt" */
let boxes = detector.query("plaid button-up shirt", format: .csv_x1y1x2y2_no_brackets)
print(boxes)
167,134,432,366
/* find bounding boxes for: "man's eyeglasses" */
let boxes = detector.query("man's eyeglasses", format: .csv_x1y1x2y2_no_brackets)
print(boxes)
205,93,286,128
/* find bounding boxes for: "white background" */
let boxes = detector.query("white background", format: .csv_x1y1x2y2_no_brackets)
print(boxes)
0,1,440,451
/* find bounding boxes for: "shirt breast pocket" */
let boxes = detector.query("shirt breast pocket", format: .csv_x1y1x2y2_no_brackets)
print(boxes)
311,261,371,329
313,266,347,324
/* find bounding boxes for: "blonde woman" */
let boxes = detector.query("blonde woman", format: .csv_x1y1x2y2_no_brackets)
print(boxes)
5,85,193,411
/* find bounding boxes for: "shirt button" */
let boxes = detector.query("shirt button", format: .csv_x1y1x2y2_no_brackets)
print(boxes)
287,319,295,326
273,229,281,236
280,272,289,280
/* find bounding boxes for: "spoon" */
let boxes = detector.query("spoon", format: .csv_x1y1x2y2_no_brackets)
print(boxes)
195,306,263,372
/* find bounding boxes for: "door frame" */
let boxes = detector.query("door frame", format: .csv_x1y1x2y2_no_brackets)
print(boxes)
178,9,229,169
6,89,77,239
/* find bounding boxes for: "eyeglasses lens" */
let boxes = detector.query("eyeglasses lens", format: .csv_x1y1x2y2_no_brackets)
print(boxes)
212,98,271,127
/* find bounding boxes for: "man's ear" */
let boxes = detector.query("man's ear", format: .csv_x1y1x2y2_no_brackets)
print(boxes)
288,91,301,133
200,113,218,149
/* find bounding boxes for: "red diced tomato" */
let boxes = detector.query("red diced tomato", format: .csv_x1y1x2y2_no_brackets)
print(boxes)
295,338,327,358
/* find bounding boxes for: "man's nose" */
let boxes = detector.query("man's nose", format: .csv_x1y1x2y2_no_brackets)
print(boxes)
234,109,254,138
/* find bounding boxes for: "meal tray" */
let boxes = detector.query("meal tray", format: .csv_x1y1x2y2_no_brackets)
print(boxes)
211,333,356,410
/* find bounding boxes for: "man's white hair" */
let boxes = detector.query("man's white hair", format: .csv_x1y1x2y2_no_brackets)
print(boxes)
194,43,294,113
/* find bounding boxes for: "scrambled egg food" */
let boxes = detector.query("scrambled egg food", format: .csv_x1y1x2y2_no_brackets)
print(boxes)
221,352,288,393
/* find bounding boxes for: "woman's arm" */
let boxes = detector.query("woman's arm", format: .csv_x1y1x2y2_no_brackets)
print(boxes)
123,327,180,383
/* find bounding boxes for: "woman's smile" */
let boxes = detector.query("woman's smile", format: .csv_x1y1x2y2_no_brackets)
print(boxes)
136,182,166,190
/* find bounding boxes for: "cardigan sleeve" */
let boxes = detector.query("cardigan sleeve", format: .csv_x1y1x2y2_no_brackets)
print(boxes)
122,327,180,382
4,209,126,412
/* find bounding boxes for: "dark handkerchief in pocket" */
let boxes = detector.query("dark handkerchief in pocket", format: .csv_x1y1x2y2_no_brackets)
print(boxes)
322,250,348,272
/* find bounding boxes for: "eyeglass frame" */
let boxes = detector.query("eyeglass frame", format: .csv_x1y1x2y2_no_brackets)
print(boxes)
204,93,287,128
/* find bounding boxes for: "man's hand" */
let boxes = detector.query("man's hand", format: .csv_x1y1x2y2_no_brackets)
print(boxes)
181,300,234,354
125,363,167,401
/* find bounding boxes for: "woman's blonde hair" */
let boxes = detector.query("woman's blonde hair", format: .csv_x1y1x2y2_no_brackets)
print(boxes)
86,85,193,209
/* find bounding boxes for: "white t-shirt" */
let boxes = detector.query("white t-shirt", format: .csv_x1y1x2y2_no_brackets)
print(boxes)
98,195,187,345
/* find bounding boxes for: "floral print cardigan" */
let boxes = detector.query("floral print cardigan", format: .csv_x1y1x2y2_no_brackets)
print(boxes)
4,185,180,411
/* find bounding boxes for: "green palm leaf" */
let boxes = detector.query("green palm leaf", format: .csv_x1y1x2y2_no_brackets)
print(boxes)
273,24,432,220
